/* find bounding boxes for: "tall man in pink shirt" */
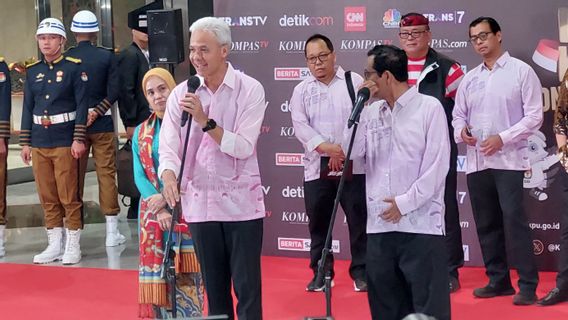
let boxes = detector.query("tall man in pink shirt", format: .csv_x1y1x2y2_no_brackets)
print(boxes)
352,44,451,320
398,12,465,292
452,17,542,305
159,17,267,319
290,34,368,292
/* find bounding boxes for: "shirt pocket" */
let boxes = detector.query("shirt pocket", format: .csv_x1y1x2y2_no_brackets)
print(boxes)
367,122,392,157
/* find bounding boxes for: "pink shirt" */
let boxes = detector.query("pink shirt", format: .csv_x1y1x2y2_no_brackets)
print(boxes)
350,87,450,235
452,52,544,174
158,63,267,222
290,66,365,181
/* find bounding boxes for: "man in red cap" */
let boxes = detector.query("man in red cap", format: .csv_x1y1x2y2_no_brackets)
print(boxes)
398,12,465,293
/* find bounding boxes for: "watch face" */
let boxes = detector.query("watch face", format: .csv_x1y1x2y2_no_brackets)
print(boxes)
203,119,216,132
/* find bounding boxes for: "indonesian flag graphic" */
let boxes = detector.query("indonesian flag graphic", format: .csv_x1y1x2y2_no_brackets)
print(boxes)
532,39,559,72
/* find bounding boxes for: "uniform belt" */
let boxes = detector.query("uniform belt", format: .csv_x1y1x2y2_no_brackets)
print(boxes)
89,107,112,116
33,111,77,126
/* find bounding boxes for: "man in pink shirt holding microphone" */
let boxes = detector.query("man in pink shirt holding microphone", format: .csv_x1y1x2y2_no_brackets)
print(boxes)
159,17,267,320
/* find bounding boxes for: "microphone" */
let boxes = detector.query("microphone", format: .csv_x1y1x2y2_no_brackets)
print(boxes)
348,87,371,128
181,76,201,127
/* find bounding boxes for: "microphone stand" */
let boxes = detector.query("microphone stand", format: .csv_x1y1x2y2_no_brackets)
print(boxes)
306,115,362,320
161,113,193,319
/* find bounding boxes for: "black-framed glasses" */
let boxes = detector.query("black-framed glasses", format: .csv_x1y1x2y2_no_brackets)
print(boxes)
364,69,378,80
398,30,429,39
306,52,332,64
469,31,493,43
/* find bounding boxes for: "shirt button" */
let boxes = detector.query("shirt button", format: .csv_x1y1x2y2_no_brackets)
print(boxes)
45,95,50,99
48,80,52,83
49,66,53,70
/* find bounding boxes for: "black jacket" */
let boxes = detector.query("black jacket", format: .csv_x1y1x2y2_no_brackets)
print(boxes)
417,48,461,167
66,41,118,133
117,42,150,128
416,48,460,125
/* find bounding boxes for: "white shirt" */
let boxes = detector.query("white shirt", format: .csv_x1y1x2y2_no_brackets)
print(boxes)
350,87,450,235
290,66,365,181
452,52,543,174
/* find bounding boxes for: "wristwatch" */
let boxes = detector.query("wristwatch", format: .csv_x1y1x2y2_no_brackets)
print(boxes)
202,118,217,132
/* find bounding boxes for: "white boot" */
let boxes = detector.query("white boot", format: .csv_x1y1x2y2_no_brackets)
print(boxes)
106,245,125,269
33,227,64,264
105,215,126,247
0,225,5,257
62,229,82,265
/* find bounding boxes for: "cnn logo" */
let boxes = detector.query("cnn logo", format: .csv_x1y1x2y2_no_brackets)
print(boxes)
344,7,366,32
346,12,364,23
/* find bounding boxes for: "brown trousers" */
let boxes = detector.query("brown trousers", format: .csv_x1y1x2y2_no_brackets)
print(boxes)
78,132,120,215
0,140,7,225
32,147,82,230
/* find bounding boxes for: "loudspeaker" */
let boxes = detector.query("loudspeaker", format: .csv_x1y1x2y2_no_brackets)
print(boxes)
187,0,214,75
188,0,214,26
148,9,185,64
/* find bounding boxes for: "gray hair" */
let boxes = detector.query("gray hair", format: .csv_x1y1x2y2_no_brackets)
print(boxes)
189,17,232,47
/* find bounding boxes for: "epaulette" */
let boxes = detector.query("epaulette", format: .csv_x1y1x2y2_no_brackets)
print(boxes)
26,60,41,68
0,57,4,63
65,56,82,64
97,45,114,52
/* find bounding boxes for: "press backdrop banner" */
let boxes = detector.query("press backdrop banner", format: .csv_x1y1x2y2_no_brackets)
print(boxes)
212,0,568,270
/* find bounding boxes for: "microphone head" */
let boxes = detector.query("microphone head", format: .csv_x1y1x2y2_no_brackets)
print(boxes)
358,87,371,100
187,76,201,92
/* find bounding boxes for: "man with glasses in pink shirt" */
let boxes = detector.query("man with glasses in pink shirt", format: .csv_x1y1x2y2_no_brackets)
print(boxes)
290,33,368,292
159,17,267,320
452,16,542,305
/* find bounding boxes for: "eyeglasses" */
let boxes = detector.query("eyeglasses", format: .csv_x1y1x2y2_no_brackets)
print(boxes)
364,69,378,80
306,52,332,64
469,31,493,43
398,30,429,39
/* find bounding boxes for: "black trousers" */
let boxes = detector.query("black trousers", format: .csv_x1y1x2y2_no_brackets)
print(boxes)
556,170,568,290
366,232,450,320
445,141,464,279
303,174,367,280
189,218,263,320
467,169,538,293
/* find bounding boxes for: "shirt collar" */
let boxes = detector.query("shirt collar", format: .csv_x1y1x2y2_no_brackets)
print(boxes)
222,62,236,89
197,61,236,91
395,86,419,109
46,55,64,66
308,65,344,84
481,51,510,71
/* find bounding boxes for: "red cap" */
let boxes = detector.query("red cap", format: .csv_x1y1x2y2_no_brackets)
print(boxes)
399,13,429,27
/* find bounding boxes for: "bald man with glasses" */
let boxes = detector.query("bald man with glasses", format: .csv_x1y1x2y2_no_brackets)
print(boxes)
290,33,368,292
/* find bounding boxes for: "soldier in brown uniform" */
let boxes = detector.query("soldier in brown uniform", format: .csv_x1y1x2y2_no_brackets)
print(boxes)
20,18,88,265
67,10,125,247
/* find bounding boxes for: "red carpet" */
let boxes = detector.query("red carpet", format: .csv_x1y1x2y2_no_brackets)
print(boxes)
1,257,568,319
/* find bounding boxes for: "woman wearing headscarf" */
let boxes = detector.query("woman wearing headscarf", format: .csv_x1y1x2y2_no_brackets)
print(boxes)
133,67,203,318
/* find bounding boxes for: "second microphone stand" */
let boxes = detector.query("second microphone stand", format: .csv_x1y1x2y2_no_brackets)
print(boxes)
306,117,362,320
